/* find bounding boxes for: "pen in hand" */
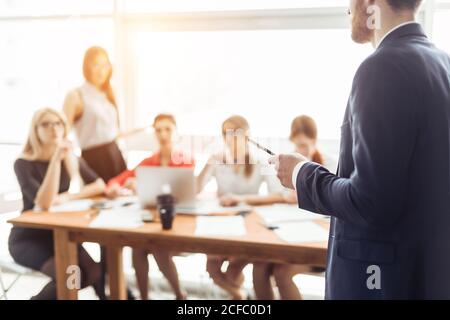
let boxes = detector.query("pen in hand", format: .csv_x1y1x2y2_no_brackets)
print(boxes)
246,137,275,156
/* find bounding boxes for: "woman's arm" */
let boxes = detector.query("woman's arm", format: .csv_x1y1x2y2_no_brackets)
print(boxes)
282,191,298,204
34,142,71,210
196,160,213,194
59,178,106,201
241,193,285,206
62,90,83,129
219,193,284,207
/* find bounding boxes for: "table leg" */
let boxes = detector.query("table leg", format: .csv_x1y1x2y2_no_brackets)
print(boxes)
54,229,78,300
106,245,126,300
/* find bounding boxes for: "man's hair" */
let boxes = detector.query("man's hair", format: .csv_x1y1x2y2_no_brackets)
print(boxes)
386,0,422,11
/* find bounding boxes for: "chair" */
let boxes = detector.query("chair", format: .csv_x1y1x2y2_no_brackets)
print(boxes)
0,255,35,300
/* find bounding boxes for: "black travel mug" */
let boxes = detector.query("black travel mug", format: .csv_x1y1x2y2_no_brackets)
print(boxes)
156,194,175,230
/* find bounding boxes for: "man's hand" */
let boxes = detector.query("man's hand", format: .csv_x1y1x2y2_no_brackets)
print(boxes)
269,153,308,190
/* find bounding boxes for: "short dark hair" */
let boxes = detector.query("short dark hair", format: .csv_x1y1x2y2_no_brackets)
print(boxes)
386,0,422,11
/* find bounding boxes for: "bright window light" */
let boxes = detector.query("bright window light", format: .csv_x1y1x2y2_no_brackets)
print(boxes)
132,29,372,139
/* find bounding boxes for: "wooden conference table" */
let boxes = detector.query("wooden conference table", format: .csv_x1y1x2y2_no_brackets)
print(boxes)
8,205,329,300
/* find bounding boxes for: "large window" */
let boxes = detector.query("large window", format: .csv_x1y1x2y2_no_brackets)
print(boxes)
0,0,449,199
0,0,114,16
433,11,450,53
0,18,115,143
0,0,115,196
122,0,349,13
131,28,372,139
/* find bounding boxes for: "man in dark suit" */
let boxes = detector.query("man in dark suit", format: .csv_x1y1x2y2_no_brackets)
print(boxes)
271,0,450,299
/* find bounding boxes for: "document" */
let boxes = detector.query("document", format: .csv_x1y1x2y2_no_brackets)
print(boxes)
91,196,140,210
89,207,147,229
195,216,246,237
176,200,252,216
256,204,326,227
34,199,95,213
34,197,141,213
274,221,329,243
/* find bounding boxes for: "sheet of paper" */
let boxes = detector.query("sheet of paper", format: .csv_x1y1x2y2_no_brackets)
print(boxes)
103,196,140,208
274,221,329,243
89,208,146,229
195,216,246,237
34,199,95,213
256,204,326,226
177,200,252,216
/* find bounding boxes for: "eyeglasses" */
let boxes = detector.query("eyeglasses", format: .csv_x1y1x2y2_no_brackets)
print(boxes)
39,121,63,129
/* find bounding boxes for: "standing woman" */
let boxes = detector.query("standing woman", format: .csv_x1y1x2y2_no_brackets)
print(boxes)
8,108,106,300
63,46,129,298
63,46,126,183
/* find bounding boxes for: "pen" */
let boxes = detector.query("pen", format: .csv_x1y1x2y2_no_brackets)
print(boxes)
246,137,275,156
258,221,279,230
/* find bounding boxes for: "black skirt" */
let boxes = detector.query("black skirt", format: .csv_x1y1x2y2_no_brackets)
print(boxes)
8,228,54,271
81,141,127,183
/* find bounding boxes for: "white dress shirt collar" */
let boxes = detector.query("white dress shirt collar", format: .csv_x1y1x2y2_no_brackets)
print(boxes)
377,21,418,48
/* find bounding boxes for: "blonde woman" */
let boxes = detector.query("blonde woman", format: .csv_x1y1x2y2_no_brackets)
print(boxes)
197,115,285,299
8,108,106,300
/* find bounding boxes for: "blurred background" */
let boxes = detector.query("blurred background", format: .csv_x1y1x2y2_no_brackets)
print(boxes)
0,0,449,299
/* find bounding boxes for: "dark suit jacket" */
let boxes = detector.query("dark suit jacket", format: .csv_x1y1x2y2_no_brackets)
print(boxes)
296,23,450,299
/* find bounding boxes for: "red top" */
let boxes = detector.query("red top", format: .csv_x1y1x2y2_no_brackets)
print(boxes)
107,151,195,187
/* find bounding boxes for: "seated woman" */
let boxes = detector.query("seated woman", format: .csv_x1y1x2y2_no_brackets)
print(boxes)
8,108,106,300
105,113,192,300
252,115,325,300
197,115,285,300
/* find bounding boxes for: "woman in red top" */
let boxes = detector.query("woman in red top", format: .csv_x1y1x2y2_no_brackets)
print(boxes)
106,114,193,300
105,120,193,197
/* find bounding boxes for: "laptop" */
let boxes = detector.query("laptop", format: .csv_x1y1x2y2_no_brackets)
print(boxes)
135,166,253,216
135,167,196,208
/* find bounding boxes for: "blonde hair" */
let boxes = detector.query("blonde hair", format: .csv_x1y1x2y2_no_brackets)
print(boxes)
21,108,79,180
222,115,254,178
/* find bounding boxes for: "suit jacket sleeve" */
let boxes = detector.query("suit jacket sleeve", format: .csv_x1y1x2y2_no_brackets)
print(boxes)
296,54,419,228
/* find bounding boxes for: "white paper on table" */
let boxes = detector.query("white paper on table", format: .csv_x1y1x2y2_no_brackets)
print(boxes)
34,199,95,213
195,216,246,237
177,200,252,216
89,208,146,229
274,221,329,243
256,204,326,226
101,196,140,208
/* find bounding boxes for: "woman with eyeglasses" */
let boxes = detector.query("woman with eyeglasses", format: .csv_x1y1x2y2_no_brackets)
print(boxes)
8,108,106,300
62,46,132,299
